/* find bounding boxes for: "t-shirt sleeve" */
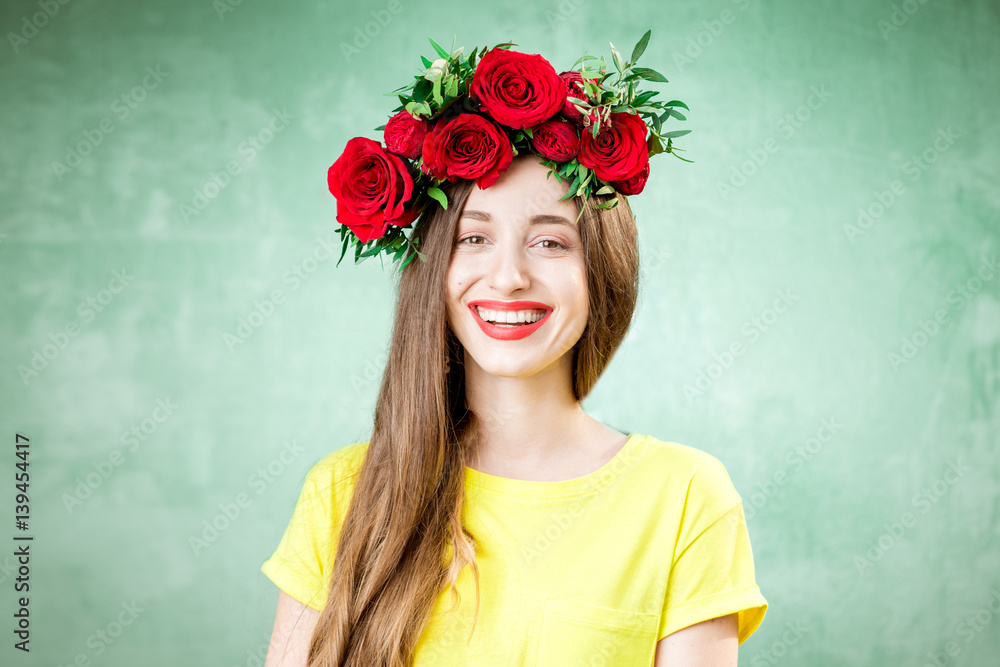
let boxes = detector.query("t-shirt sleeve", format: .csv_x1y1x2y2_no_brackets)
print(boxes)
658,455,768,645
260,457,339,611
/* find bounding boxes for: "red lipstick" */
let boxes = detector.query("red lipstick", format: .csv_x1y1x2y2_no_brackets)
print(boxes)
467,300,553,341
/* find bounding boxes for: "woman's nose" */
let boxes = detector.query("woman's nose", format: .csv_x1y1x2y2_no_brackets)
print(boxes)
486,241,530,292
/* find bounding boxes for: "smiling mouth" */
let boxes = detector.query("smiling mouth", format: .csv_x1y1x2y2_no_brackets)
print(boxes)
473,307,549,327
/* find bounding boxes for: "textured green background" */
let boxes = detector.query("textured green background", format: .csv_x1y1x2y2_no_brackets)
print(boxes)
1,0,998,664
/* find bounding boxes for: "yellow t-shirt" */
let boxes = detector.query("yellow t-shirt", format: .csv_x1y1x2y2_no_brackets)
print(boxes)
260,433,767,665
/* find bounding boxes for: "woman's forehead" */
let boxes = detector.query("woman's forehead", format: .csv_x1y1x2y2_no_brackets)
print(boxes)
463,161,576,221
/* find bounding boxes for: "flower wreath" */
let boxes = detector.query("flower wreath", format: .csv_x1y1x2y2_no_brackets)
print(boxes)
326,29,691,271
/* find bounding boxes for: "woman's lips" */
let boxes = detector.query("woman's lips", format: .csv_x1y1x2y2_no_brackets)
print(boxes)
468,304,551,341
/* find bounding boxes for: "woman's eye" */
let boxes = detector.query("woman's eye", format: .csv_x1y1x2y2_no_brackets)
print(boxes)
456,236,566,249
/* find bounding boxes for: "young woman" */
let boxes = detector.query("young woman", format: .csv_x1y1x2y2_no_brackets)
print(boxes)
260,153,768,666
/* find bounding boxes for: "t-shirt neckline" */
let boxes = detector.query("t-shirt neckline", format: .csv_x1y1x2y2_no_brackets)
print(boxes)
463,432,646,498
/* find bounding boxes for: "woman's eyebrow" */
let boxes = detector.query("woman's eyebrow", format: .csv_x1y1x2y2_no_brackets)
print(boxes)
461,209,574,227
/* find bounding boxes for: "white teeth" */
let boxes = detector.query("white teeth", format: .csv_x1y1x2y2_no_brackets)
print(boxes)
475,307,547,324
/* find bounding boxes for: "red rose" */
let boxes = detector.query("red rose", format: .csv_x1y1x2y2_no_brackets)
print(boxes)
470,48,564,129
421,113,514,189
577,111,650,183
558,70,597,123
610,160,650,195
383,110,428,159
529,118,580,162
327,136,418,242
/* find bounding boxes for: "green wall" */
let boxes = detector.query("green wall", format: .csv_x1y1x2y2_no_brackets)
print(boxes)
1,0,997,664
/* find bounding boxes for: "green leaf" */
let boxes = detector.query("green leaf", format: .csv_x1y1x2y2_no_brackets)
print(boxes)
523,126,533,139
663,129,691,138
428,37,450,59
631,29,651,65
664,100,690,111
405,100,423,116
566,172,581,198
336,229,351,268
413,78,432,102
634,90,659,104
420,55,433,69
595,184,616,195
374,124,386,132
427,186,448,210
666,108,687,121
632,67,668,83
432,75,443,106
609,42,625,72
648,133,665,156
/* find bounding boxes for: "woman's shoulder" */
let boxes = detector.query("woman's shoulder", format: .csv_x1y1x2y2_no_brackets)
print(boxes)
303,439,370,492
638,433,731,471
633,433,743,510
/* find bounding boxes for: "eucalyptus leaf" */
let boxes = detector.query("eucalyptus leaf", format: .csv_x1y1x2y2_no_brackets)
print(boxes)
631,29,651,64
610,42,625,72
432,75,443,106
632,66,669,83
428,37,450,59
663,129,691,138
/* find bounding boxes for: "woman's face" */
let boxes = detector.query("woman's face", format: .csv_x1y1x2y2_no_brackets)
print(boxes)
446,155,589,379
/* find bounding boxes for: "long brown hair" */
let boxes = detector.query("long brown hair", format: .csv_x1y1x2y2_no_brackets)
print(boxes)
307,160,641,665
